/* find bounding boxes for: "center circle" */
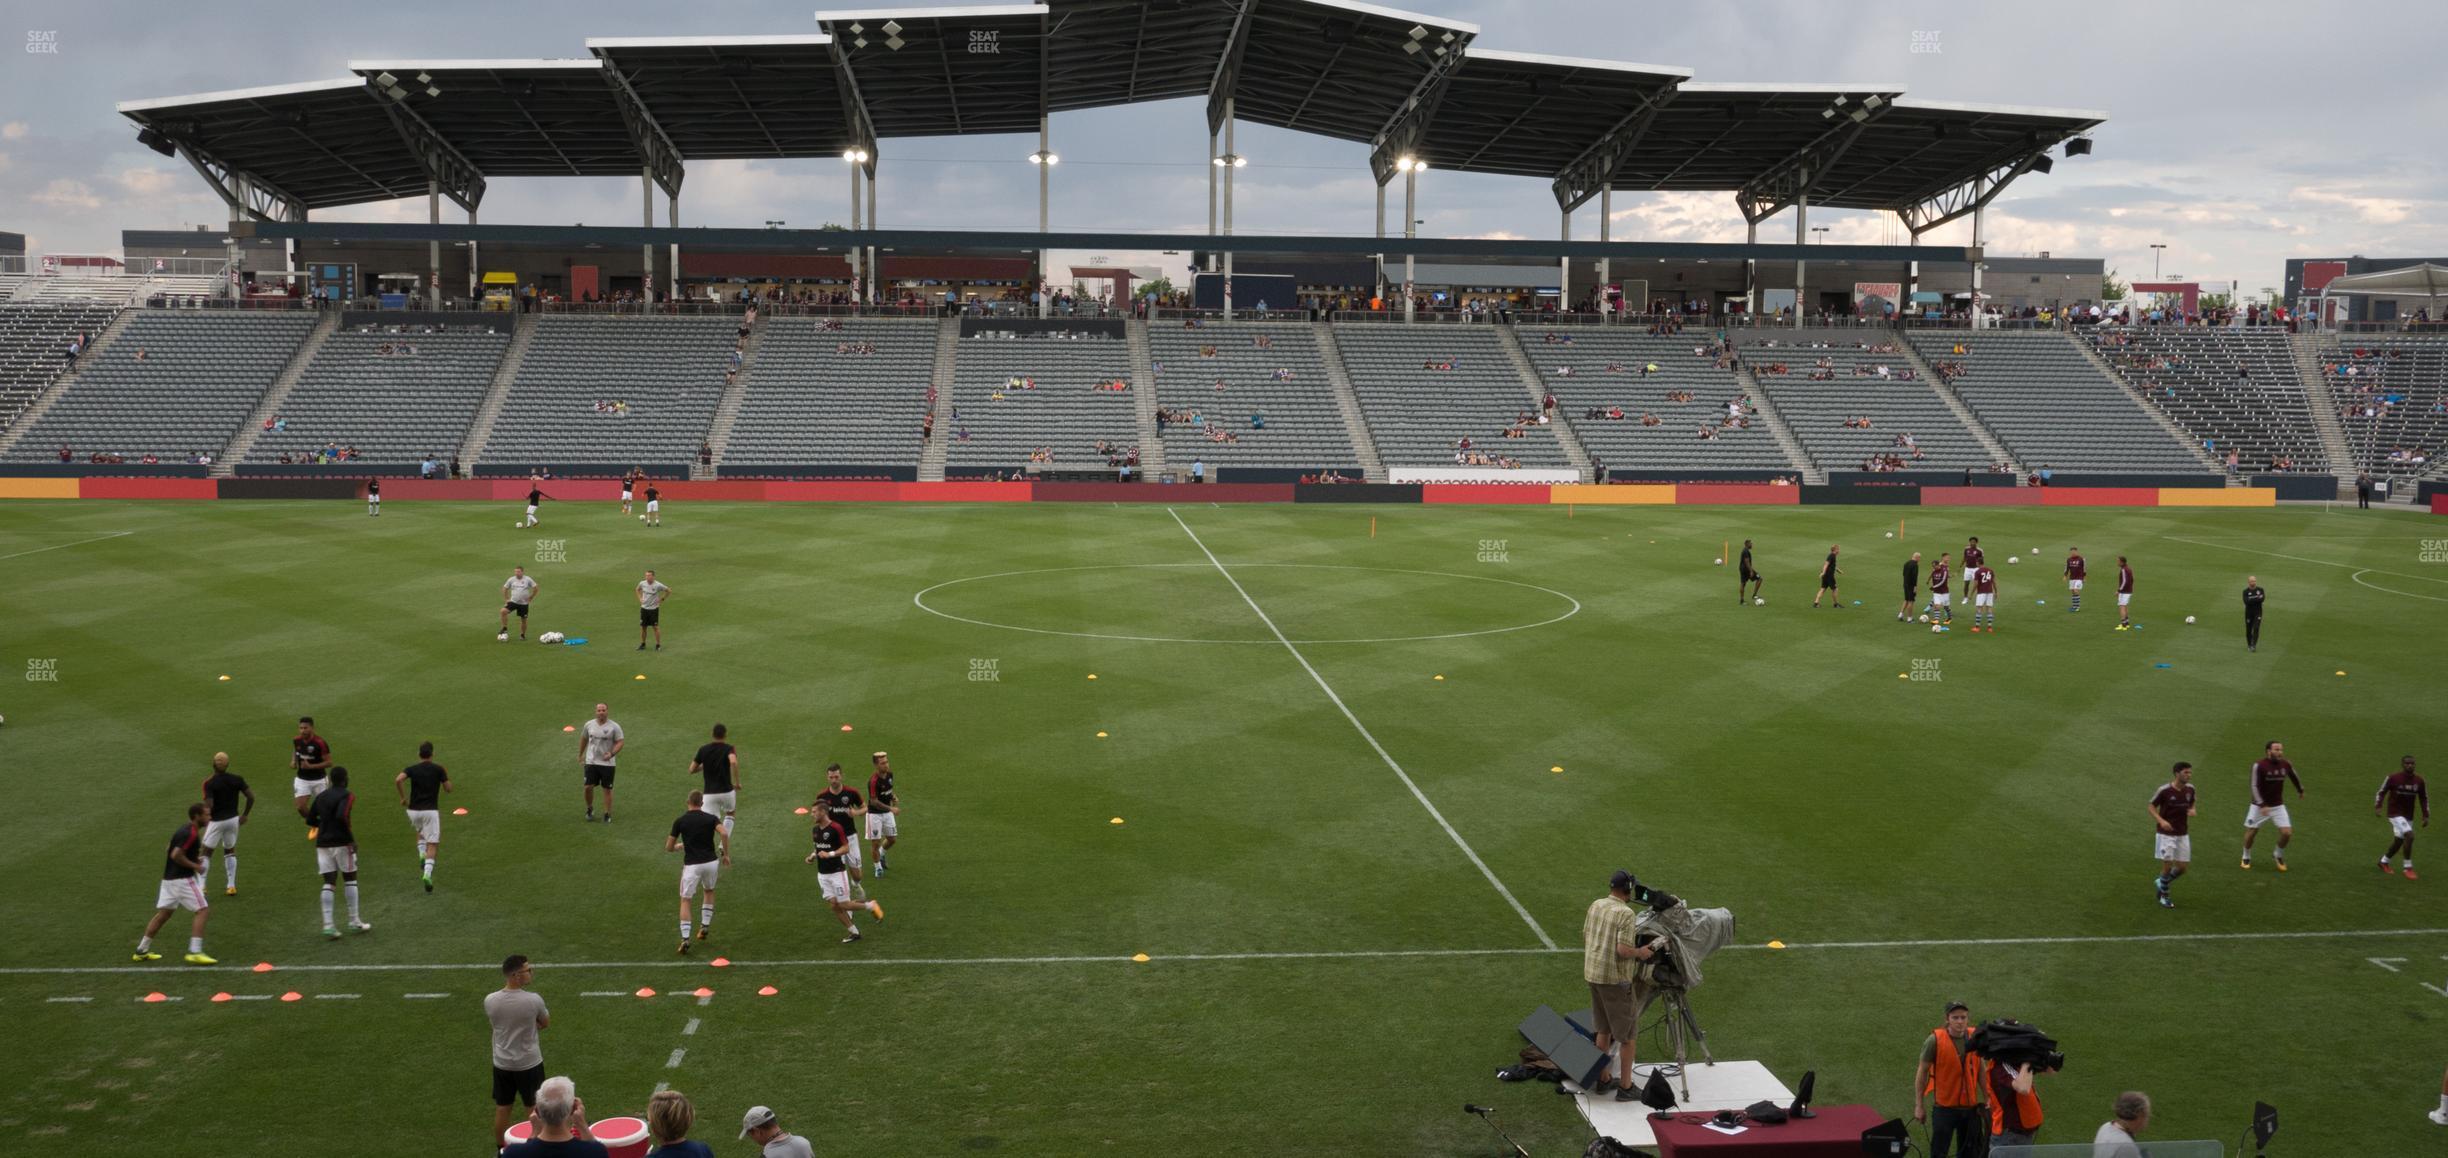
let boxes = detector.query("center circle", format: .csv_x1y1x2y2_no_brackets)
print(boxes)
911,563,1581,644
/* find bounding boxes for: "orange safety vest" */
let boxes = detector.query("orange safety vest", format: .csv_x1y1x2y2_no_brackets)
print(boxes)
1924,1028,1984,1109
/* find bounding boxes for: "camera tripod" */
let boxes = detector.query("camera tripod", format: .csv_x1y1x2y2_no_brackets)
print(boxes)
1639,984,1714,1102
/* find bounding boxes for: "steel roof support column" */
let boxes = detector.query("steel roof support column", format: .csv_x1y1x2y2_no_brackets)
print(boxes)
1903,218,1918,322
1559,208,1572,319
865,168,878,305
668,191,680,305
1793,194,1808,328
467,204,479,303
1207,125,1219,275
1037,114,1051,318
1970,176,1986,329
850,156,866,308
1220,99,1235,323
640,170,656,308
1744,219,1758,319
429,181,443,309
1597,188,1611,324
1402,163,1418,324
1374,180,1387,309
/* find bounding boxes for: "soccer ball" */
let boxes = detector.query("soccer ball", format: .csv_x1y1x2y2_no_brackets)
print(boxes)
1754,596,1765,606
497,632,508,642
640,514,648,521
1931,623,1944,634
1884,531,1894,538
1714,557,1724,566
2184,615,2196,624
1918,613,1930,623
2007,556,2020,564
514,522,523,529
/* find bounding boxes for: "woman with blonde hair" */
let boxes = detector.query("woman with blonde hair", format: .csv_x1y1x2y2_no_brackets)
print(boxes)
645,1089,714,1157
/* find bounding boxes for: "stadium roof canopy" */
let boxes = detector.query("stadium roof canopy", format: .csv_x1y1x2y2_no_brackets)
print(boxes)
117,0,2102,236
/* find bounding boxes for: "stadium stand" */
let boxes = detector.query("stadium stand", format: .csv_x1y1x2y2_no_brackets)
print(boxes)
1,311,312,462
476,316,733,469
1147,322,1360,472
722,316,934,472
0,303,121,434
0,272,32,301
2086,327,2325,472
2325,336,2448,488
12,276,143,306
942,328,1138,471
246,327,510,464
1745,329,1996,472
1903,331,2206,473
1520,327,1793,473
1331,325,1571,470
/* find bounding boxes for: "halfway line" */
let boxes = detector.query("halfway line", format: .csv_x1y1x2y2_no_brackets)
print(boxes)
1168,508,1557,951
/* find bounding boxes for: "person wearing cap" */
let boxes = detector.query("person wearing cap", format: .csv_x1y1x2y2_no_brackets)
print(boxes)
739,1105,812,1158
1911,1001,1987,1158
1581,870,1655,1099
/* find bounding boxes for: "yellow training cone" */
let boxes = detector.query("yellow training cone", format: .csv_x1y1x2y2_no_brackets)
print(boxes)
1109,817,1124,825
634,674,647,681
2335,670,2347,676
1086,674,1098,680
1550,765,1563,773
218,675,231,681
1433,674,1445,681
1095,731,1108,738
1767,940,1787,949
1131,954,1150,963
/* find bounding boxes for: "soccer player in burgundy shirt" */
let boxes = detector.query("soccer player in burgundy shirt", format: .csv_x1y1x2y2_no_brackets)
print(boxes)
1970,564,1999,632
867,751,900,875
1928,553,1954,626
1962,537,1985,572
2149,762,2198,908
2062,548,2086,613
805,814,884,943
292,716,334,834
816,764,870,902
2241,740,2305,871
136,802,216,964
2375,756,2430,879
2114,556,2136,630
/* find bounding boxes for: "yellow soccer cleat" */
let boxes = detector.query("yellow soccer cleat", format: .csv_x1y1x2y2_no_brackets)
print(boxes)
184,952,218,966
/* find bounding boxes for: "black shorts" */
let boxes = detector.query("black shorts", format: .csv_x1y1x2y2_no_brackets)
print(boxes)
1739,569,1757,584
584,764,617,788
640,607,661,628
1821,574,1838,589
1903,584,1918,601
504,601,529,618
492,1064,545,1107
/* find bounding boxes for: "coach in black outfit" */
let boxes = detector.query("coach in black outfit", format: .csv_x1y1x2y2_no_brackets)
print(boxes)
2243,574,2266,652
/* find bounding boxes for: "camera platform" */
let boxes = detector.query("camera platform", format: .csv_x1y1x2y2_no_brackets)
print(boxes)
1564,1059,1793,1148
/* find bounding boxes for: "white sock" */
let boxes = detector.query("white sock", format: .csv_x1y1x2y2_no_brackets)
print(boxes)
320,885,335,927
223,853,238,889
136,935,153,952
846,923,858,936
2438,1093,2447,1114
680,919,693,940
344,882,361,921
188,936,204,954
699,903,713,927
422,858,435,877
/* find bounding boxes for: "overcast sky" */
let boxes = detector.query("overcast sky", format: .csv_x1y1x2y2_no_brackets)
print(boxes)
4,0,2443,296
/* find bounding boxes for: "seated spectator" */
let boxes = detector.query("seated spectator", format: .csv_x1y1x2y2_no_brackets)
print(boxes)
501,1076,604,1157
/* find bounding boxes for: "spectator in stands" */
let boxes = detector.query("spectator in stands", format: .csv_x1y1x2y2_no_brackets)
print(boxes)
502,1076,603,1156
59,446,71,463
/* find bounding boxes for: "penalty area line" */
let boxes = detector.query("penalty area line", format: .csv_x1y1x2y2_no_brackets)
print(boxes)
1167,507,1558,951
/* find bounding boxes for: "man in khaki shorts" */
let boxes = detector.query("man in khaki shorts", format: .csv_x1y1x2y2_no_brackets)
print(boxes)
1582,869,1654,1100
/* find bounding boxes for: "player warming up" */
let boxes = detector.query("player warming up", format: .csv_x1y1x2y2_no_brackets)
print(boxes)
690,724,740,836
396,741,452,892
292,716,333,837
667,790,730,952
1812,544,1843,609
501,566,538,641
1927,552,1953,627
637,569,671,651
2241,740,2305,871
310,768,372,938
520,483,553,528
643,483,662,528
807,811,884,943
620,468,642,515
199,751,254,896
2115,556,2136,630
868,751,900,875
817,764,870,902
1969,561,1998,633
2376,756,2429,879
136,802,217,964
1737,540,1762,606
366,477,381,517
2063,547,2086,613
2149,762,2198,908
581,703,624,823
1899,552,1921,622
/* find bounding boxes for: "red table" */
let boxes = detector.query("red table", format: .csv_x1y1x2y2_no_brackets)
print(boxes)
1650,1104,1890,1156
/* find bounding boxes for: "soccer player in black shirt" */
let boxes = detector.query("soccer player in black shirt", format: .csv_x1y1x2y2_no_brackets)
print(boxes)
666,791,731,952
521,485,553,528
643,484,662,527
1812,544,1843,609
805,814,884,943
816,764,870,902
365,478,381,517
2243,574,2266,652
690,724,740,836
1737,540,1762,606
292,716,333,837
199,751,254,896
310,768,371,938
1898,552,1922,622
136,802,216,964
867,751,900,875
395,741,453,893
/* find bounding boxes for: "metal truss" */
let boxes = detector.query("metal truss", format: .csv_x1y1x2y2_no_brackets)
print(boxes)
600,60,688,195
1366,23,1474,186
1895,149,2050,236
1550,89,1674,212
177,145,309,224
374,99,488,213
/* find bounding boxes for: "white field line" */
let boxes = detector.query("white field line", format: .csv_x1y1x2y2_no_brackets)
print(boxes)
681,1017,700,1035
2163,534,2448,586
312,993,360,1000
1166,508,1558,951
664,1047,686,1069
16,928,2448,982
403,992,450,999
0,530,134,562
2352,570,2448,603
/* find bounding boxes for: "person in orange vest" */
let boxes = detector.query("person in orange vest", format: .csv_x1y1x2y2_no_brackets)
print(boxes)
1989,1055,2048,1148
1912,1001,1986,1158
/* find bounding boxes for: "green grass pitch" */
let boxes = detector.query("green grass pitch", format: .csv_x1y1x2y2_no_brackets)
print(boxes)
1,497,2444,1155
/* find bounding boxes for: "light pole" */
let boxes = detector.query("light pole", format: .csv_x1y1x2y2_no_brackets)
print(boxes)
1212,149,1245,318
2149,243,2167,280
1029,143,1057,317
1397,156,1425,323
843,149,869,306
1811,226,1830,244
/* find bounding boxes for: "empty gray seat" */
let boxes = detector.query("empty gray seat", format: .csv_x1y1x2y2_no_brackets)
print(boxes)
249,329,509,463
1333,326,1569,469
481,316,731,466
1149,322,1358,469
4,311,312,461
725,317,934,468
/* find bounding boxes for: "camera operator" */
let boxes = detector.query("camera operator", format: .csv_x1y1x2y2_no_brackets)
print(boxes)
1582,870,1655,1099
1989,1059,2050,1148
1910,1002,1986,1158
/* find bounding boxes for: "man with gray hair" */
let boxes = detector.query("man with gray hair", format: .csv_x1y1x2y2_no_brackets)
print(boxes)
739,1105,813,1158
2091,1091,2148,1157
501,1075,606,1156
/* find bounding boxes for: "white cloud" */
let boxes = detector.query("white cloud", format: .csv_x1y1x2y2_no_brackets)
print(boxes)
0,121,26,141
115,167,186,198
30,179,101,211
2290,185,2422,225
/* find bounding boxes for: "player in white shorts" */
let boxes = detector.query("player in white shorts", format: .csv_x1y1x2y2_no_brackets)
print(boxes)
395,741,453,892
667,791,730,951
620,471,637,515
689,724,740,835
366,478,381,517
866,751,900,875
2241,740,2305,870
198,751,254,896
135,802,217,964
807,813,883,943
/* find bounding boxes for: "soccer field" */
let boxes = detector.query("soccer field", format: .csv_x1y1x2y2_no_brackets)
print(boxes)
2,497,2444,1155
